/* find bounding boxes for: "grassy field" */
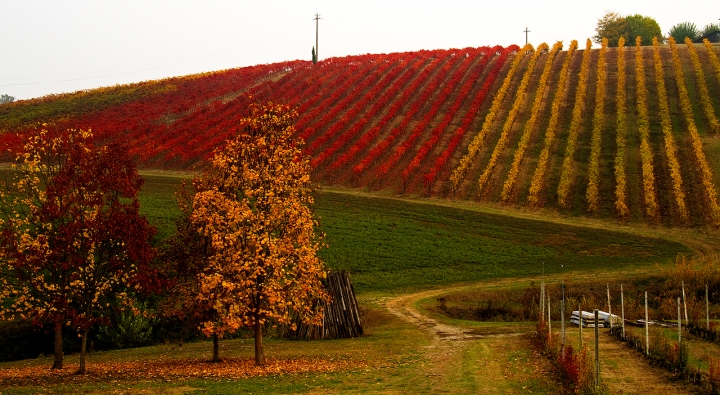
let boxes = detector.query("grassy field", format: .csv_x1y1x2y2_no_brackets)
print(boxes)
137,174,691,293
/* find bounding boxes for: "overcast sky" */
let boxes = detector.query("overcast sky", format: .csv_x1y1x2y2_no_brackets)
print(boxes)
1,1,717,100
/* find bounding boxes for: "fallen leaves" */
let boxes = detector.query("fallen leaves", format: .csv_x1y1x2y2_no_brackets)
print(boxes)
0,357,364,387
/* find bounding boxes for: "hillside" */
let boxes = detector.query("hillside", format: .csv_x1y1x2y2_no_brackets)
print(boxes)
1,39,720,227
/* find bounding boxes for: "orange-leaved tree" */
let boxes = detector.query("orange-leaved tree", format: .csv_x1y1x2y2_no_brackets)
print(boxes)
0,127,161,373
170,101,328,364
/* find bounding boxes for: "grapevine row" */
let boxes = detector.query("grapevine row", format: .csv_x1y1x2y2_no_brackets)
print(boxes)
422,46,517,187
635,37,659,219
477,43,547,195
400,48,495,187
351,56,447,176
704,39,720,82
585,38,608,213
500,41,562,202
684,38,720,135
613,38,629,218
374,50,473,178
330,56,430,170
527,40,578,207
557,39,593,208
669,37,720,226
449,43,530,190
302,59,392,147
652,37,688,223
309,57,415,168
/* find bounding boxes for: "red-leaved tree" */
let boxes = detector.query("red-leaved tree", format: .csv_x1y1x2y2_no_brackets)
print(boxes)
0,127,161,373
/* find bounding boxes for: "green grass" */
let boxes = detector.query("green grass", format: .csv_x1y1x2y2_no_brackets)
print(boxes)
137,175,691,293
137,174,186,242
313,190,690,292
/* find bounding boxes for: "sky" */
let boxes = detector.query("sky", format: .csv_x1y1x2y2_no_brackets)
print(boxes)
1,1,717,100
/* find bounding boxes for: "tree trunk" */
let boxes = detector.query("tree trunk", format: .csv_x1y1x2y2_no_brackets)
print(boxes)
52,322,63,369
77,328,88,374
212,333,220,362
254,320,264,365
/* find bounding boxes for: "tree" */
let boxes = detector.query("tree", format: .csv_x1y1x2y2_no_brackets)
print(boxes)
700,23,720,37
312,46,317,64
626,14,663,45
668,22,699,42
0,128,161,373
594,11,628,47
161,181,225,361
0,94,14,104
172,101,328,364
594,11,662,46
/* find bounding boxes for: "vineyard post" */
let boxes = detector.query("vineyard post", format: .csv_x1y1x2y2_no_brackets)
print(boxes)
579,304,583,349
621,284,625,339
645,291,649,356
708,283,711,331
540,262,545,323
607,283,612,329
682,281,688,324
524,27,530,45
678,297,682,343
548,298,552,338
594,309,600,393
561,281,566,356
540,281,545,323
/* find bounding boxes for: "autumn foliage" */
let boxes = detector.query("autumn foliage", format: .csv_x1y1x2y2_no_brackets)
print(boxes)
167,102,328,365
1,41,720,226
0,127,160,373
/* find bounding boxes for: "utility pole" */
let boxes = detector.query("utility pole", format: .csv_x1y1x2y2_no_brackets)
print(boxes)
314,13,322,62
524,27,530,45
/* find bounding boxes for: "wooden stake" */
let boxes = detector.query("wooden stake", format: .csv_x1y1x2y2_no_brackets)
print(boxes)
678,297,682,343
682,280,688,324
579,304,583,349
540,281,545,323
708,283,711,331
561,283,566,355
594,309,600,392
621,283,625,339
548,298,552,338
607,283,612,329
645,291,649,356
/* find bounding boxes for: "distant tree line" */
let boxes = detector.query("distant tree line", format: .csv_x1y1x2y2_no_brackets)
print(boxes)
0,94,14,104
594,11,720,46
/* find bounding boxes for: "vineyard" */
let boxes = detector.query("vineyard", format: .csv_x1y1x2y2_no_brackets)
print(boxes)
1,40,720,226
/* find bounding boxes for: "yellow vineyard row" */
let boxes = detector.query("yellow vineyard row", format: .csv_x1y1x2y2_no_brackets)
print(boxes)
557,39,593,208
635,37,659,220
585,38,608,213
613,38,629,218
669,37,720,226
653,37,689,222
501,41,563,202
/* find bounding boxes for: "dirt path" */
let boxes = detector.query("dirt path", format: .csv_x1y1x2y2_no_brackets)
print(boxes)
385,285,555,393
385,283,696,394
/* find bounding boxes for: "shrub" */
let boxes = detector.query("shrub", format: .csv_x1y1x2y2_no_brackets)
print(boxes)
668,22,699,42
